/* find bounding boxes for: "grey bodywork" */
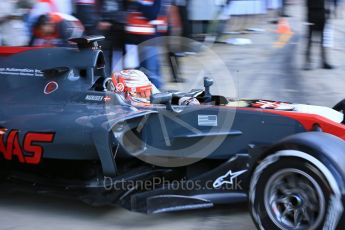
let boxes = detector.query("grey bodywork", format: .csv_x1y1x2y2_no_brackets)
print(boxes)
1,44,331,215
0,46,307,177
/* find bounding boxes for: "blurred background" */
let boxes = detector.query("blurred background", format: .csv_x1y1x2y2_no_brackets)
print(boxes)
1,0,345,229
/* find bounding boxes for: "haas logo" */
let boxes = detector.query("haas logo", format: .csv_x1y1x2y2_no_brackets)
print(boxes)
0,129,55,165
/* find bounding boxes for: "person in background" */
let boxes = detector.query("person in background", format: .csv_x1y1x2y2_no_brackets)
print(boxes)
173,0,190,39
125,0,170,89
26,0,73,36
29,12,84,47
166,0,184,82
74,0,98,35
96,0,126,76
280,0,288,17
0,0,33,46
331,0,339,17
304,0,333,70
27,0,57,37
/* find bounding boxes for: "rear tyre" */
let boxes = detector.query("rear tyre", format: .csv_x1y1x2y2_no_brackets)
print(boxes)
249,150,343,230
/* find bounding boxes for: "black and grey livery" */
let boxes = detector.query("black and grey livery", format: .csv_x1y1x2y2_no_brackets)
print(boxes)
1,36,345,230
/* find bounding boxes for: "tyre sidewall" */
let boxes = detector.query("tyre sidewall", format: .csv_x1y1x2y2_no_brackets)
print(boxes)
250,156,333,230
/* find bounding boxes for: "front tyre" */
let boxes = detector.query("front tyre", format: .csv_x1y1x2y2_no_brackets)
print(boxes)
249,150,343,230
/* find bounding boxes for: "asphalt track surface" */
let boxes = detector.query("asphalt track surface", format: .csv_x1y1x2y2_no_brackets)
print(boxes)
0,191,254,230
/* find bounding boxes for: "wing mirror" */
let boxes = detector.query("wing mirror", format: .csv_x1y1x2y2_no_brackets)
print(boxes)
69,35,105,49
204,77,214,100
151,93,174,111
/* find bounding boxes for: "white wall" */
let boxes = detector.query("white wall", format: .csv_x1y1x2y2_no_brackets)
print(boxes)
189,0,270,20
266,0,283,9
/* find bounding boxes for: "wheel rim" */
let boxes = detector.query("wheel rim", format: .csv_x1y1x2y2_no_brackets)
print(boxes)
264,168,326,230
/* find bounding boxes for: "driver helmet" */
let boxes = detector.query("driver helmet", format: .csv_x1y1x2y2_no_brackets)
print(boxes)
111,70,159,103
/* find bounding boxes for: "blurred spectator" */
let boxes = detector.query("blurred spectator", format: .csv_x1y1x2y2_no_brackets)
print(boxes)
331,0,339,17
125,0,170,89
29,12,84,47
169,0,182,34
74,0,98,35
166,1,184,82
96,0,126,75
0,0,33,46
280,0,288,17
27,0,58,37
304,0,333,70
214,0,231,40
173,0,190,39
27,0,73,35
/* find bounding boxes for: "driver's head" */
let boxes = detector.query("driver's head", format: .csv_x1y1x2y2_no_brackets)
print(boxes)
111,70,156,102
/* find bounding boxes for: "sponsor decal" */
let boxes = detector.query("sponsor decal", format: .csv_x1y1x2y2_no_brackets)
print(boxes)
0,68,43,77
104,96,112,103
251,100,294,110
85,95,104,101
116,83,125,92
198,115,218,127
44,81,59,94
0,130,55,165
213,169,247,188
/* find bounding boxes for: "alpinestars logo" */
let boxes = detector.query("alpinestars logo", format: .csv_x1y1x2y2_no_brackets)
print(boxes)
213,169,247,188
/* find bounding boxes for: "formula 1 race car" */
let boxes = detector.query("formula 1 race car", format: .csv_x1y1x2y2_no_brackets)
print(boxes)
1,36,345,230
